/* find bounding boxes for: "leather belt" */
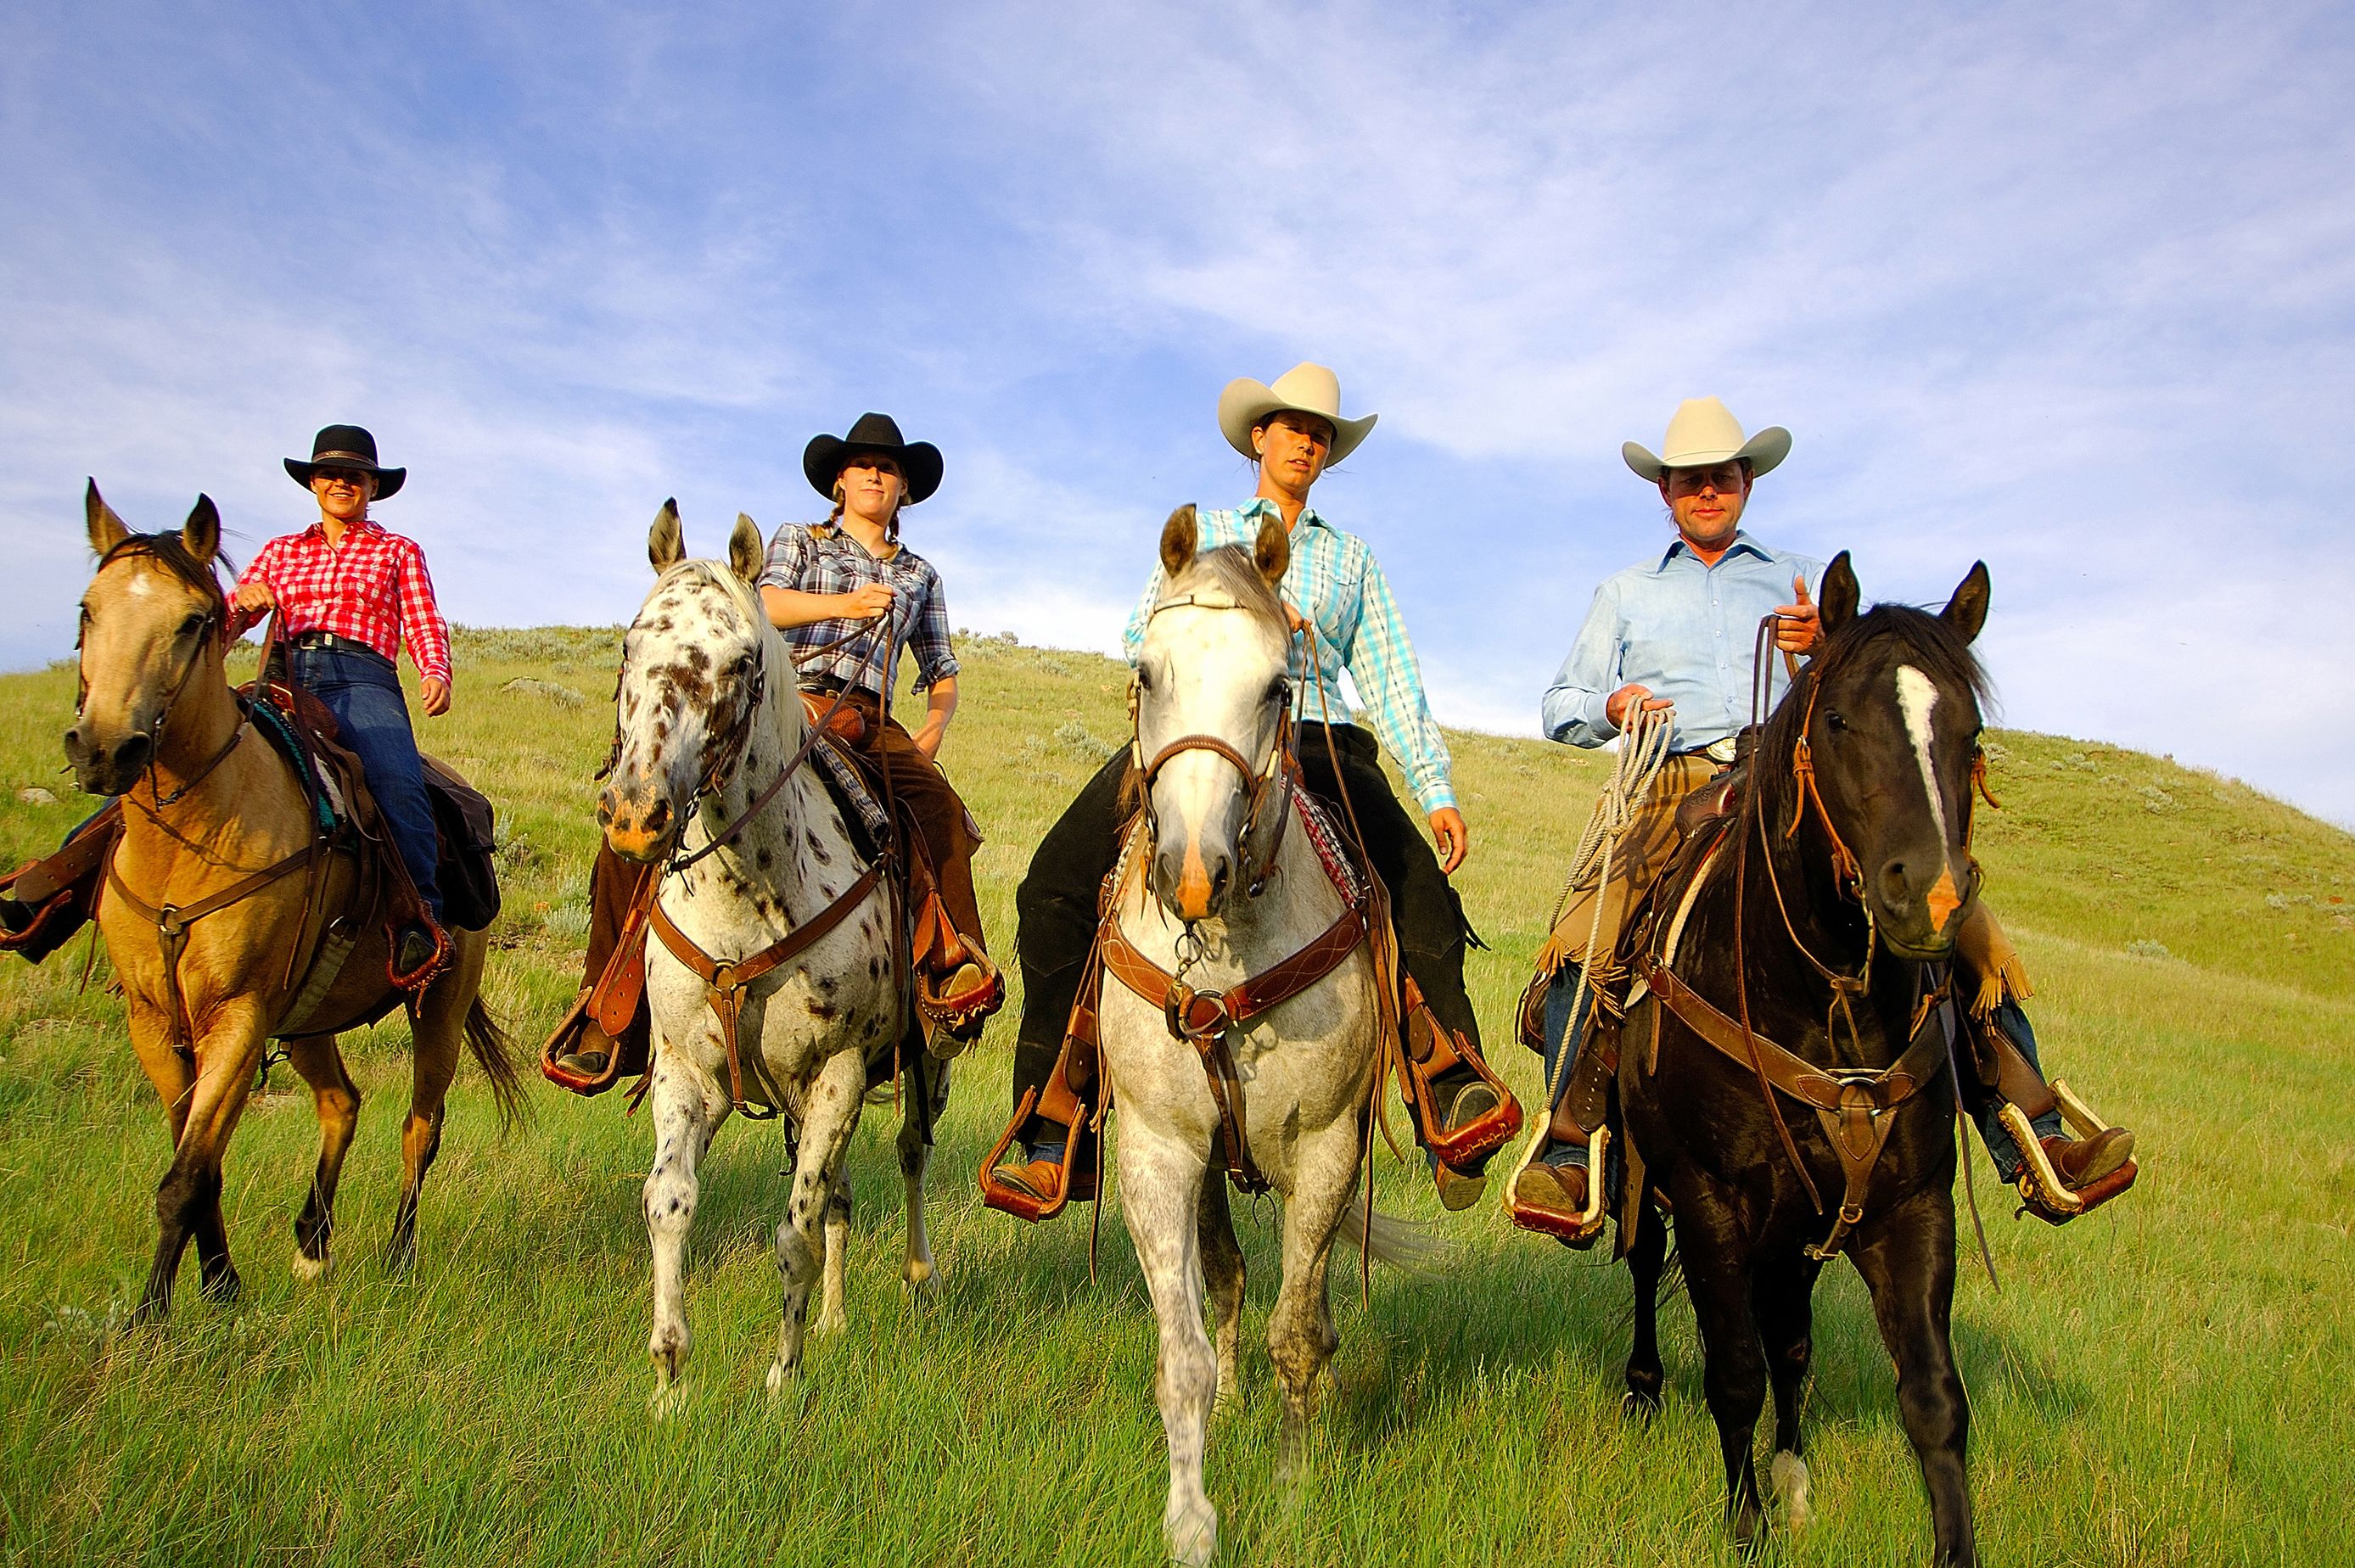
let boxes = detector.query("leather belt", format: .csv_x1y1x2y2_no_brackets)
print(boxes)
289,631,394,669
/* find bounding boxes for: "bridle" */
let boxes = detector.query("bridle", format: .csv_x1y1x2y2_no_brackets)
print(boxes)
1129,588,1296,905
79,536,244,813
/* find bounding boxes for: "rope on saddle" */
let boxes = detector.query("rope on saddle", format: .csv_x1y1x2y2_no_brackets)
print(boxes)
1502,704,1675,1211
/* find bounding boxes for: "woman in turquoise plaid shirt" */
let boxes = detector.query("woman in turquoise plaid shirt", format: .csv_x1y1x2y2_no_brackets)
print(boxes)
985,364,1522,1218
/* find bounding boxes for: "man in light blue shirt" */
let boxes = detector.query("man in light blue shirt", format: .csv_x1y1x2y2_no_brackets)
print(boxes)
1514,399,2135,1237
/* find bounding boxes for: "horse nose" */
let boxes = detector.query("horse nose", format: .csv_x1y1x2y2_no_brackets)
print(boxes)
1880,853,1965,932
111,734,152,779
603,792,673,862
1155,841,1229,921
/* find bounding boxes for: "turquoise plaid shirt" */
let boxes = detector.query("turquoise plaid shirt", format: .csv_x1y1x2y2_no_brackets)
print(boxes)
1122,499,1457,814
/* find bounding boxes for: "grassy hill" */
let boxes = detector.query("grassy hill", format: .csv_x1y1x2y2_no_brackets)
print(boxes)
1,624,2350,1566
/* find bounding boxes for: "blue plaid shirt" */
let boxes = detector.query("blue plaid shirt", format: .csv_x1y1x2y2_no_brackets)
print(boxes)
757,523,959,696
1123,499,1457,814
1543,532,1824,753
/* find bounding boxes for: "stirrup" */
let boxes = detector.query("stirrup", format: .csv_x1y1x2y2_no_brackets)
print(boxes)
918,953,1005,1051
1999,1095,2138,1224
1507,1125,1611,1246
978,1086,1096,1222
388,917,451,992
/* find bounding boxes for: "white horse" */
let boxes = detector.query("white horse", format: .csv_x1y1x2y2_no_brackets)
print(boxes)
598,502,941,1403
1105,507,1437,1566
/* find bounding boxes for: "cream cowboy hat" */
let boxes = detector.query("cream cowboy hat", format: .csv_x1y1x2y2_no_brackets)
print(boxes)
1622,397,1791,482
1217,363,1378,466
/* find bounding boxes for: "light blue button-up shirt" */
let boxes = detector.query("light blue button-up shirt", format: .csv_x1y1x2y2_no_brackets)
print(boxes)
1124,498,1457,813
1543,533,1825,753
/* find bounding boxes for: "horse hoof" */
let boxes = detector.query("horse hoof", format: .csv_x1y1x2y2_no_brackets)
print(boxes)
649,1379,686,1420
814,1307,848,1338
765,1358,805,1399
200,1269,242,1307
1771,1451,1813,1529
1165,1503,1217,1568
290,1251,330,1284
382,1242,417,1280
1621,1388,1662,1425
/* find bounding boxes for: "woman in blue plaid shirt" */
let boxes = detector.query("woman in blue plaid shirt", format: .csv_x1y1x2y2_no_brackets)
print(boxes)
985,365,1522,1219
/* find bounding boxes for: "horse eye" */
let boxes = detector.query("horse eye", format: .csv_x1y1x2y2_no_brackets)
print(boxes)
1824,708,1849,733
1135,669,1154,693
177,613,205,638
1267,677,1290,706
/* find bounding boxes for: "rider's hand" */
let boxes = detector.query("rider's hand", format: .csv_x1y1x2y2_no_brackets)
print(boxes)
1284,602,1309,636
1606,683,1674,730
839,583,894,620
1429,806,1470,875
1772,573,1822,654
419,677,451,717
233,579,275,614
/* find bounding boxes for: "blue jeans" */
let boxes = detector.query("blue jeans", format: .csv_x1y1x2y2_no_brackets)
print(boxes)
290,646,441,924
1539,965,1600,1168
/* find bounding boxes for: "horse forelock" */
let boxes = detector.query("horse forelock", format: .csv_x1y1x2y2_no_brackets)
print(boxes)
89,532,230,621
1162,545,1286,636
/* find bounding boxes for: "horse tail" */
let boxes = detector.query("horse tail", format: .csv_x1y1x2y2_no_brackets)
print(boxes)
463,996,529,1132
1335,1204,1454,1277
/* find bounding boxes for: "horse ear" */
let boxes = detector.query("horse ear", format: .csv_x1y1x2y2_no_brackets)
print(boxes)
1158,504,1197,580
1942,561,1991,644
648,498,684,574
85,479,129,555
182,495,221,564
728,512,765,586
1253,513,1289,586
1818,550,1860,636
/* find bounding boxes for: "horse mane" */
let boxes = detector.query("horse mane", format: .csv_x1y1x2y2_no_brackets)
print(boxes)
98,532,232,616
1119,543,1287,815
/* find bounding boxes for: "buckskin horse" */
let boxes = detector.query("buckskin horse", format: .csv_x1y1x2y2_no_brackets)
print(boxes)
1612,553,1996,1565
1102,507,1436,1567
66,484,520,1322
599,503,934,1407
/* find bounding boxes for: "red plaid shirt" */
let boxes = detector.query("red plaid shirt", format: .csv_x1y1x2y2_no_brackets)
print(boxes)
230,518,453,686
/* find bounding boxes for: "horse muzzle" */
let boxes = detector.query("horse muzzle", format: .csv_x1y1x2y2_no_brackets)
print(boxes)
62,722,149,798
597,781,679,864
1151,836,1233,923
1871,844,1972,957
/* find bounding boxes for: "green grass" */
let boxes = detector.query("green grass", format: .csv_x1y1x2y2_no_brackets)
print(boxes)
2,626,2351,1566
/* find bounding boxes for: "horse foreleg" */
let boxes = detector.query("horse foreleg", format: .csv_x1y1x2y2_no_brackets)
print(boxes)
1120,1122,1216,1568
1674,1174,1769,1552
1197,1167,1245,1411
896,1063,942,1302
387,945,480,1276
644,1052,724,1409
1267,1121,1354,1475
134,1003,267,1321
1623,1194,1668,1420
1753,1249,1824,1529
770,1047,866,1391
1853,1195,1977,1566
816,1168,851,1336
285,1033,359,1281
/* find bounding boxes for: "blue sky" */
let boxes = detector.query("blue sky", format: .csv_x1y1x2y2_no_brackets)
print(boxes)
6,1,2352,825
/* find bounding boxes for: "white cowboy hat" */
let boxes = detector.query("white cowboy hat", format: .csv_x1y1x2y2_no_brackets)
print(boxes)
1623,396,1791,481
1217,362,1379,466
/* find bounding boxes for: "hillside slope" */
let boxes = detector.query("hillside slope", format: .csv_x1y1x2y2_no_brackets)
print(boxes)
1,626,2349,1567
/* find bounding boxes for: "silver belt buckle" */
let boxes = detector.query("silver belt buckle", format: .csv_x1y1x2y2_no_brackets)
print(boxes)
1699,736,1739,765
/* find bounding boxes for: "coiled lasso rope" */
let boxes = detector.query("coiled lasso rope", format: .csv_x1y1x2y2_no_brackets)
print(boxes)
1504,705,1678,1196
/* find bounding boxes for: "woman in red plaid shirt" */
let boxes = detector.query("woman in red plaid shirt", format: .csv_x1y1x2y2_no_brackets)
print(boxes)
230,425,451,974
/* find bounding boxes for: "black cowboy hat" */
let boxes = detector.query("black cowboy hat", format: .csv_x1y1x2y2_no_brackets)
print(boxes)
284,424,406,499
803,412,942,507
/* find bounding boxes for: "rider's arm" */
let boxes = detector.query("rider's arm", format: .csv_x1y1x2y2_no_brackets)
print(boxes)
1541,580,1628,748
906,567,961,762
1119,567,1163,666
1341,548,1456,816
392,538,453,693
911,675,958,761
225,538,284,638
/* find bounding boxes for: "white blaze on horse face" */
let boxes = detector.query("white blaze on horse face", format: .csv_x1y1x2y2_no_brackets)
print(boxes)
1895,664,1962,927
614,566,758,827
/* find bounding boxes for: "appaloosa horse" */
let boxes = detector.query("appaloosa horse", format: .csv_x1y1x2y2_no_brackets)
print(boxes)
1616,553,1994,1565
67,484,520,1322
1104,507,1435,1567
599,502,938,1405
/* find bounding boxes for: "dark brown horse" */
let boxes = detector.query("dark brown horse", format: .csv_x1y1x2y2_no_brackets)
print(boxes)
1616,552,1993,1564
